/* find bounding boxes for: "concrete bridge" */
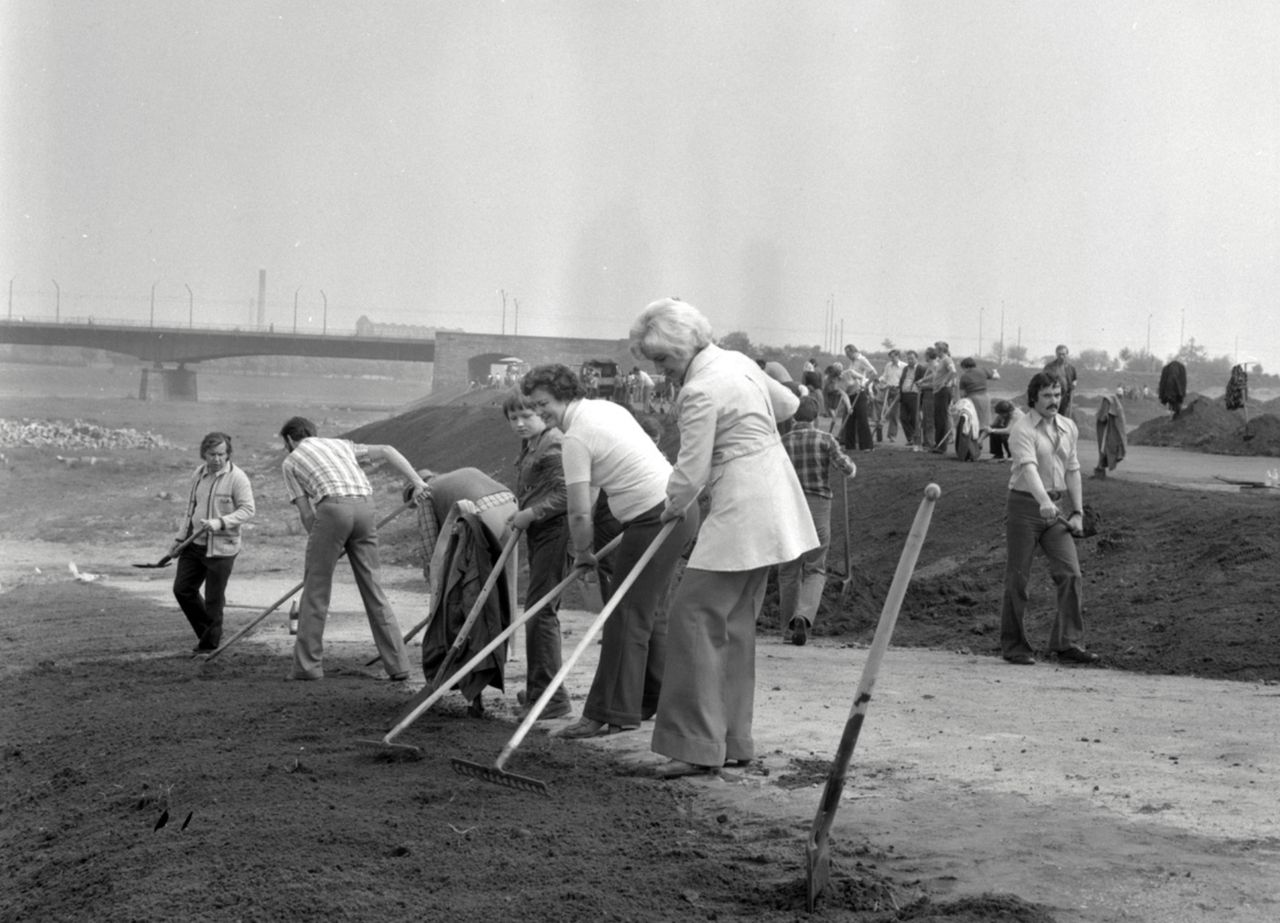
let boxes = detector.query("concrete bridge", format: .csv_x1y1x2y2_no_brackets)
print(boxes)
0,319,639,400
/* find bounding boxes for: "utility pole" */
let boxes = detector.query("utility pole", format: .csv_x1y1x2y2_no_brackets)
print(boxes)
52,278,60,322
1146,313,1152,357
978,306,984,359
500,289,507,336
150,280,159,327
320,289,328,335
294,287,301,334
1179,308,1185,353
513,298,519,337
185,284,193,329
1000,306,1005,363
7,278,13,319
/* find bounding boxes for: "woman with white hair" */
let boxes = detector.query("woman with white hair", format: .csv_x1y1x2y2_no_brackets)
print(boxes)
630,298,818,778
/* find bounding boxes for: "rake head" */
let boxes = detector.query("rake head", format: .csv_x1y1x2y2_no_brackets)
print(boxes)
354,738,424,762
450,758,549,796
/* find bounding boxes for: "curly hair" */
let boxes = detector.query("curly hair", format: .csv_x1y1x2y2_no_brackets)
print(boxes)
1026,371,1063,406
278,416,317,442
628,298,713,362
521,364,586,401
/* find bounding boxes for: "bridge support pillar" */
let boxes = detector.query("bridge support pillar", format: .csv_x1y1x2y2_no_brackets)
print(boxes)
139,365,199,401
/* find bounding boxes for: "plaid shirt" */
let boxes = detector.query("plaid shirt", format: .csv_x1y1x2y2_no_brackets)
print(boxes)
281,437,372,503
780,421,855,499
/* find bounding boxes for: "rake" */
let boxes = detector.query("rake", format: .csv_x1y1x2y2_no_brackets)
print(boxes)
202,500,411,662
837,474,855,603
451,517,684,795
805,483,940,911
355,532,625,762
133,527,208,568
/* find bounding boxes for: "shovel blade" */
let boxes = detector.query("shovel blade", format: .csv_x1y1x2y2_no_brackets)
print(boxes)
450,758,549,796
804,826,831,911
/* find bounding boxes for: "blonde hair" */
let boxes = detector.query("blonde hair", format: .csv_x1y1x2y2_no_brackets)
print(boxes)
629,298,713,362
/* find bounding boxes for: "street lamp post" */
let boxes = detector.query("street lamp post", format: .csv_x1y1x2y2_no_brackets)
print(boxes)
320,289,327,335
185,284,193,328
52,279,60,322
978,306,984,359
7,278,13,320
514,297,519,337
294,286,301,334
150,280,159,327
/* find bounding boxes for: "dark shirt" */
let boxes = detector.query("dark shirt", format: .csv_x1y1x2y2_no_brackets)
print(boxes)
514,429,568,523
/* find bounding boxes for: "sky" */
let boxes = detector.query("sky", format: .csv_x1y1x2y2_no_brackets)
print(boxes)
3,0,1278,372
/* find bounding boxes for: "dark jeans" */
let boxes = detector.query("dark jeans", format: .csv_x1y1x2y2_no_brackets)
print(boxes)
1000,490,1085,658
173,545,237,649
932,385,954,449
899,392,920,446
524,516,571,711
919,388,935,447
583,500,700,727
843,391,874,450
990,433,1010,459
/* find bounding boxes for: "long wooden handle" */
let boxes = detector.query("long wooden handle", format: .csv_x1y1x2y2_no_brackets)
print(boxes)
809,484,940,841
204,500,412,662
493,518,682,771
380,531,625,744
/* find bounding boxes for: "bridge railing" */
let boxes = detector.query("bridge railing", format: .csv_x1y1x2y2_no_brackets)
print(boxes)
0,315,434,340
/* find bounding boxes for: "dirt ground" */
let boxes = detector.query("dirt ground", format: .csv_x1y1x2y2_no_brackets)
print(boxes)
2,365,1278,922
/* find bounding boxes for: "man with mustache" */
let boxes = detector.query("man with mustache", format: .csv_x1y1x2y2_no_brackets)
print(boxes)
999,372,1100,666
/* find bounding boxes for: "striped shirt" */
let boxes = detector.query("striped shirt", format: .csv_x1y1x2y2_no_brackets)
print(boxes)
780,422,856,499
281,437,373,504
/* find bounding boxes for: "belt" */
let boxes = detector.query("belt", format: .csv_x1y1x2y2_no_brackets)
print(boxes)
1013,488,1062,501
474,490,515,513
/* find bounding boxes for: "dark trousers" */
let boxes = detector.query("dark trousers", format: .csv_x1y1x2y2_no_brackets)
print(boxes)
844,391,875,450
173,545,237,649
932,385,954,448
1000,491,1085,658
920,388,935,447
523,517,570,711
990,433,1010,459
583,500,700,727
899,392,921,446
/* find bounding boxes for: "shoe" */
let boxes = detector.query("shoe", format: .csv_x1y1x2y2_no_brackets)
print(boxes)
723,758,753,768
550,718,637,739
654,760,717,779
287,671,322,681
788,618,808,647
388,672,409,682
1056,647,1100,664
1002,653,1036,665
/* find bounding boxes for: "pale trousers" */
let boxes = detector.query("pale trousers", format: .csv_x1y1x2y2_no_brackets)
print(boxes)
652,567,768,767
293,496,410,679
777,494,831,629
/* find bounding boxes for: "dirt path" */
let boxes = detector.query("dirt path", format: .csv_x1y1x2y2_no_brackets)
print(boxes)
20,556,1278,923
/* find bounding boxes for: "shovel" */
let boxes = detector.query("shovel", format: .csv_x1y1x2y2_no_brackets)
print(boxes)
452,517,685,796
202,500,411,662
805,483,940,911
356,532,625,761
133,527,208,568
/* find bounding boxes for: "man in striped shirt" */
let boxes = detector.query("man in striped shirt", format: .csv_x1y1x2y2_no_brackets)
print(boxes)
778,397,857,646
279,416,428,681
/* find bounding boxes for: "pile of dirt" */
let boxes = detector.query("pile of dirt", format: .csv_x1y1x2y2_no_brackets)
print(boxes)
1127,394,1280,456
0,416,178,451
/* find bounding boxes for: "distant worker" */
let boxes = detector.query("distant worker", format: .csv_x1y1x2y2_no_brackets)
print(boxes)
278,416,424,681
1043,344,1079,416
999,373,1100,666
173,432,255,652
778,396,856,646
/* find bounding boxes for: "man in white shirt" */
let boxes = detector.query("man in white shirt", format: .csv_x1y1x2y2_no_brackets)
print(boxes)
1000,373,1100,666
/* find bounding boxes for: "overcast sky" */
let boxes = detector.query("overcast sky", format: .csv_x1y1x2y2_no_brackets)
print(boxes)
3,1,1277,372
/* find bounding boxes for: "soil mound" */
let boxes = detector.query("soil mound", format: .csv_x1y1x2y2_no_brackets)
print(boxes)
1128,393,1280,456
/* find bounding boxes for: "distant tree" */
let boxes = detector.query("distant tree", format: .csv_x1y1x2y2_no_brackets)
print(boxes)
991,340,1006,364
1006,344,1028,364
1076,348,1113,371
1173,338,1209,365
1252,363,1265,376
881,337,896,352
718,330,754,354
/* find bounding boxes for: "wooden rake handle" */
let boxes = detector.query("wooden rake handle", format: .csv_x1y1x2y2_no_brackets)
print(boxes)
808,484,940,844
379,531,625,745
204,499,412,662
492,516,685,772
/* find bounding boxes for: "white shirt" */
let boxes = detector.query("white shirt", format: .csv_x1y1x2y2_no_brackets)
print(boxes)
560,398,671,523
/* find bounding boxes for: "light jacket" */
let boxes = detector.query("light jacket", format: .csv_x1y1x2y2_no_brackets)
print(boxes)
667,344,818,571
177,461,255,557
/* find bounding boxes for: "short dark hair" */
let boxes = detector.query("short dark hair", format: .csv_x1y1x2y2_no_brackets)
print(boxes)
279,416,317,442
521,363,586,401
794,396,820,422
960,356,976,369
199,432,233,458
1026,371,1063,406
501,388,536,417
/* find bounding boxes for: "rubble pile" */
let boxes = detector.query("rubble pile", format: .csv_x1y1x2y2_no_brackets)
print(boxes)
0,418,177,451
